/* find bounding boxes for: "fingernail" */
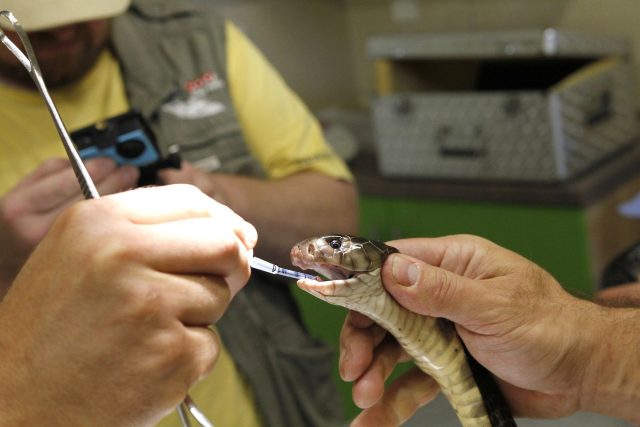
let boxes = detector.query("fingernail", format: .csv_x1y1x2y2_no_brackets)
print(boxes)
391,254,420,287
338,343,352,381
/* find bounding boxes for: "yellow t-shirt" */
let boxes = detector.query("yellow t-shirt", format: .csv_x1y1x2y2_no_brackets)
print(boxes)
0,49,129,195
0,22,352,195
0,20,352,426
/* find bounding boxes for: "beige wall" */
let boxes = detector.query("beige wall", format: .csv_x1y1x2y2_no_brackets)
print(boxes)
214,0,355,109
215,1,640,110
346,0,640,107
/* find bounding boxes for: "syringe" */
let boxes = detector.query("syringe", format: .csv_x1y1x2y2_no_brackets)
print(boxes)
250,256,317,281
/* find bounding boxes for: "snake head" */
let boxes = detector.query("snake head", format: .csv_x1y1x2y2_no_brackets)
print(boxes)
290,234,398,302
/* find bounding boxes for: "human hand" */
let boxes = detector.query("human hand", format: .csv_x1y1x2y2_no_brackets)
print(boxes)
0,184,256,427
0,157,139,291
158,161,227,204
340,235,605,426
595,282,640,307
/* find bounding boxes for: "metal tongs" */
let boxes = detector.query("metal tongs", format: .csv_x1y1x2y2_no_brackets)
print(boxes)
0,10,214,427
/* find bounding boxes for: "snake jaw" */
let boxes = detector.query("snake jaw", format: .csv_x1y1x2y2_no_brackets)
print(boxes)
297,276,362,299
302,263,353,281
291,235,388,301
293,258,361,298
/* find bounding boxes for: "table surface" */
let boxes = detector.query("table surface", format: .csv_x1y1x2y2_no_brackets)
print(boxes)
351,142,640,207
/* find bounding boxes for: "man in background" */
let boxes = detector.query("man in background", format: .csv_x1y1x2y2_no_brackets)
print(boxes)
0,1,358,425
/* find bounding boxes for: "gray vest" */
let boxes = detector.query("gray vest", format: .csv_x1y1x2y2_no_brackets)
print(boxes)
111,0,263,177
111,1,345,426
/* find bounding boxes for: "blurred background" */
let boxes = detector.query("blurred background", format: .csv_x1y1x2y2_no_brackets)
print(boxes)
214,1,640,425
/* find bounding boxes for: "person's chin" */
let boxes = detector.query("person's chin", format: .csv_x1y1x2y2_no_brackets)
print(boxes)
40,57,97,88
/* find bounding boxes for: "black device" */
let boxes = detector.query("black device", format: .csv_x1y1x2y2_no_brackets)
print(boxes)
601,241,640,289
71,110,181,186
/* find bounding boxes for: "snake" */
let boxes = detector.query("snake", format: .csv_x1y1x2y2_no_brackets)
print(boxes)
290,234,516,427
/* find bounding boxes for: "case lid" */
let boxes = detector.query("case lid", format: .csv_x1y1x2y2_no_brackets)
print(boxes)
368,29,629,60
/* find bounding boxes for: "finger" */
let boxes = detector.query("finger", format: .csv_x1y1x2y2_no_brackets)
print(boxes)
183,326,221,384
161,274,231,326
352,335,407,409
388,235,520,277
387,235,487,277
595,283,640,308
94,165,140,196
351,368,441,427
18,158,118,212
349,310,376,328
340,311,386,382
157,161,195,184
136,218,252,296
101,185,257,249
348,312,387,348
385,237,452,267
12,158,71,191
382,253,494,324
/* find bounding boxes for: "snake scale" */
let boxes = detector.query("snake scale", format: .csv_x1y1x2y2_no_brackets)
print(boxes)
290,234,516,427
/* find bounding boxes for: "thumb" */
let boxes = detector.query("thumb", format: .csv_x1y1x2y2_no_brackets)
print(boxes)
381,253,489,324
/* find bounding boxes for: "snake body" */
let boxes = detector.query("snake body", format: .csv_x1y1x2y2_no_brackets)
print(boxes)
290,234,516,427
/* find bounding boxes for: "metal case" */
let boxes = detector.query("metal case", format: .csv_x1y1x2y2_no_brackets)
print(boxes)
369,29,639,181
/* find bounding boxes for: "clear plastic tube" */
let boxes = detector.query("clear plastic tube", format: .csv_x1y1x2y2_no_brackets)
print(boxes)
250,256,316,280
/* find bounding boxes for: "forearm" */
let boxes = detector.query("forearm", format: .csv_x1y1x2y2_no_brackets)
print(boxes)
579,304,640,424
211,171,358,265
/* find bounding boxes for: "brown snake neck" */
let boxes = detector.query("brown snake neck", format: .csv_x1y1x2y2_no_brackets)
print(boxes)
291,235,516,427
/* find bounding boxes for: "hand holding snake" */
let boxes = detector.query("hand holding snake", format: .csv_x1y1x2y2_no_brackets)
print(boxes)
292,234,640,426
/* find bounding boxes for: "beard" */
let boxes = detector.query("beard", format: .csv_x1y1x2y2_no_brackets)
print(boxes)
0,21,110,89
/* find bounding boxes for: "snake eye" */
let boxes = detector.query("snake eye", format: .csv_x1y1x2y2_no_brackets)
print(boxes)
329,239,342,249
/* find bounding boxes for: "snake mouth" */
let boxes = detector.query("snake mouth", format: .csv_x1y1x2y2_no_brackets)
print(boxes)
293,261,362,299
290,244,355,282
305,263,354,282
290,242,359,298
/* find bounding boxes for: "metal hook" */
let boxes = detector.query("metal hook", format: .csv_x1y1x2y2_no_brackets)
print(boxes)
0,10,215,427
183,395,215,427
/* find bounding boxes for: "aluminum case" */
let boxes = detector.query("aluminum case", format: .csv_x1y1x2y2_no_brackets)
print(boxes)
369,29,639,181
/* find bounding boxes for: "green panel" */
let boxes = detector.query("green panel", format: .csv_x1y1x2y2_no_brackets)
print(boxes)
295,195,594,420
360,196,593,297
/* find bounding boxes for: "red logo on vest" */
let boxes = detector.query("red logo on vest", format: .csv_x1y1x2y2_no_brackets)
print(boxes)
185,71,218,93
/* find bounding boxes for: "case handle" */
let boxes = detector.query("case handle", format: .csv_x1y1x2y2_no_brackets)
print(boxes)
585,90,613,127
436,124,487,158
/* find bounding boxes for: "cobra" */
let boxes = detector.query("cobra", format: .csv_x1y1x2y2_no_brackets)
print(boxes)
290,234,516,427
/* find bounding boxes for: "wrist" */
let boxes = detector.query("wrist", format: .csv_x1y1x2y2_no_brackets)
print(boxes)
578,304,640,423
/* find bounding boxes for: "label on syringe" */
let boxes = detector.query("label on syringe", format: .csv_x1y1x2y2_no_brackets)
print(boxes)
250,256,316,280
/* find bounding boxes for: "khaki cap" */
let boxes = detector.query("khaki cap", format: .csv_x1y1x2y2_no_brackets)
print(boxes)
1,0,131,31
